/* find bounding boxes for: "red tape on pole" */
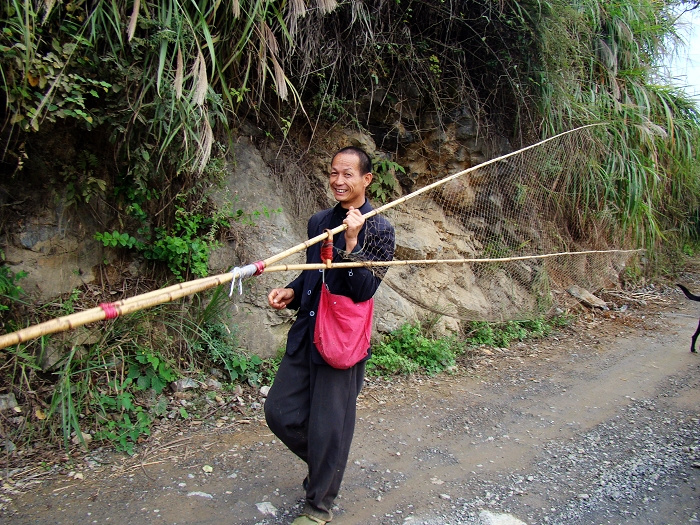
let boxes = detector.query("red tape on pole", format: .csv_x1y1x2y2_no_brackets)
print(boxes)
321,230,333,265
253,261,265,275
99,302,119,320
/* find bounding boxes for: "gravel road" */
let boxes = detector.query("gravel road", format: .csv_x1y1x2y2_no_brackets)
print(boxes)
2,284,699,525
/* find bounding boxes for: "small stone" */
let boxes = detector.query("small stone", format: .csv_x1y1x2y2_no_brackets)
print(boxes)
0,393,19,412
260,385,271,397
72,432,92,445
187,491,213,499
205,378,222,390
479,510,528,525
172,378,198,392
255,502,277,517
567,285,608,310
202,465,213,473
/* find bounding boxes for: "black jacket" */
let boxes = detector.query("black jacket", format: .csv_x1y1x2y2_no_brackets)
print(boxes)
284,200,395,365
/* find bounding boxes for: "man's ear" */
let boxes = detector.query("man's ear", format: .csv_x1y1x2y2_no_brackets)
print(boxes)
363,172,373,188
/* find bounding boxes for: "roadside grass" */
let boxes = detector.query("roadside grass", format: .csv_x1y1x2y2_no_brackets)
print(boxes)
367,315,573,377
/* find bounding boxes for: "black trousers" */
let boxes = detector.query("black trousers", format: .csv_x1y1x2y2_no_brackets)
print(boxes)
264,339,365,520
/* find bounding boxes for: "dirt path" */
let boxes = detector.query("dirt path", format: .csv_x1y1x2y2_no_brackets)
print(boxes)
3,284,700,524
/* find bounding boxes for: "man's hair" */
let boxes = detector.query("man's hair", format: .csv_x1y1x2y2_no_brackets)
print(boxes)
333,146,372,175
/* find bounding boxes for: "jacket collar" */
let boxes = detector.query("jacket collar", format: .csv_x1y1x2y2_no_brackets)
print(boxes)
334,198,373,215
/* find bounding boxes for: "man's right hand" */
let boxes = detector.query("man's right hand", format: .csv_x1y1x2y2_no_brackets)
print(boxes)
268,288,294,310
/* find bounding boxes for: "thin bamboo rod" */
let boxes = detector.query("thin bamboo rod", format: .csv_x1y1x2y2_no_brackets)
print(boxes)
262,249,643,273
262,124,602,268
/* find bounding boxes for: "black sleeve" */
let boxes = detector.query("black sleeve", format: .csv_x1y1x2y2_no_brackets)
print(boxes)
336,216,395,303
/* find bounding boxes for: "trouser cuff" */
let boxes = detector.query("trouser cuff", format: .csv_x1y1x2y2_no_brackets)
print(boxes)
302,502,333,522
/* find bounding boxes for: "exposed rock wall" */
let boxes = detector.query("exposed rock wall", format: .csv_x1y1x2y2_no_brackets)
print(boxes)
2,195,107,301
1,114,553,357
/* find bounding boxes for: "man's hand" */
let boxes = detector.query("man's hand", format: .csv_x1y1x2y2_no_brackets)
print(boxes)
268,288,295,310
343,206,365,252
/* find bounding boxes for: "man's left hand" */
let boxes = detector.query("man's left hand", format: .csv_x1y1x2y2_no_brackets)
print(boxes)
343,206,365,252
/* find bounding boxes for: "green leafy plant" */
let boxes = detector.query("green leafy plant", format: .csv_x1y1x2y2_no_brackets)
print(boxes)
192,323,264,384
0,261,27,313
95,204,226,280
95,379,153,456
95,199,284,280
464,316,571,348
94,231,139,249
370,158,403,203
368,322,461,376
232,205,283,227
128,349,178,394
61,288,82,315
81,345,177,454
145,226,212,280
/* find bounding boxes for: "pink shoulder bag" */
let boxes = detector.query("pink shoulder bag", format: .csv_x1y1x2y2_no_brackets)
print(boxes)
313,283,374,369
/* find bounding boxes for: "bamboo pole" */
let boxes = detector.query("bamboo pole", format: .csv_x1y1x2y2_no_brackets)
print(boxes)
262,249,643,273
0,273,238,350
0,124,606,351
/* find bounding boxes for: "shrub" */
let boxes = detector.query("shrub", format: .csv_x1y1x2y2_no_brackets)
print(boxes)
368,322,462,376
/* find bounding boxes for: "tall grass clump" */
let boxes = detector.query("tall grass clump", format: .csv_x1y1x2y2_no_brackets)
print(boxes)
529,0,700,258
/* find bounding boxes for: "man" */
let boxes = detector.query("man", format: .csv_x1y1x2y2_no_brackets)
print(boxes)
265,146,395,524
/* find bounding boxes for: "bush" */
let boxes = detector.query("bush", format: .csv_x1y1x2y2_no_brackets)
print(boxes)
368,322,462,376
464,316,571,348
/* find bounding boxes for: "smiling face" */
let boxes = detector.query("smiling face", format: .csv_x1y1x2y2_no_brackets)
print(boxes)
329,151,373,209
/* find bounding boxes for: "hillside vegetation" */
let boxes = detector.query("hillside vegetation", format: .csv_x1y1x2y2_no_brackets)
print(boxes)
1,0,700,455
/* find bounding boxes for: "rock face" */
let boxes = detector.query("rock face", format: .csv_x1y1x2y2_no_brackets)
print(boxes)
3,204,106,301
206,138,309,357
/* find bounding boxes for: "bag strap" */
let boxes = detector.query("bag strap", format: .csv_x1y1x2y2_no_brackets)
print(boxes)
320,228,334,287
